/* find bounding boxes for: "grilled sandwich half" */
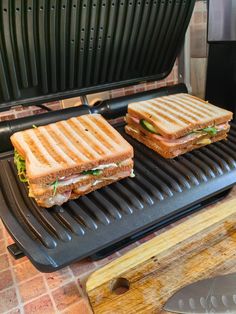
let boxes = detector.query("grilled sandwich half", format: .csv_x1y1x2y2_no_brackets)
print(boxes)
125,93,233,158
11,114,134,208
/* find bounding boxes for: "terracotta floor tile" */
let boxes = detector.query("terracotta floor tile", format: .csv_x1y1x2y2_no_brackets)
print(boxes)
0,287,18,313
0,269,13,291
19,275,47,303
6,308,21,314
10,255,28,266
77,277,87,296
0,239,5,254
45,267,73,290
14,260,39,283
0,228,3,240
63,299,93,314
6,235,15,245
52,282,81,311
0,253,10,270
70,258,96,277
24,295,54,314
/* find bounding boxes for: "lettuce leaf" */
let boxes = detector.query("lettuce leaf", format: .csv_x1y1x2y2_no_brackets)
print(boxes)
202,126,218,136
50,178,59,196
14,150,28,183
82,169,102,176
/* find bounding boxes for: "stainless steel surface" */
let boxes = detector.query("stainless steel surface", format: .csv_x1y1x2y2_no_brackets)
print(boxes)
208,0,236,42
80,95,89,106
164,273,236,313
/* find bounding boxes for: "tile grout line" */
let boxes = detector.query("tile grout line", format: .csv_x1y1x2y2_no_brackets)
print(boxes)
11,264,40,285
42,275,60,314
0,267,12,275
67,264,98,300
4,305,21,314
67,266,88,299
18,292,49,308
59,298,88,314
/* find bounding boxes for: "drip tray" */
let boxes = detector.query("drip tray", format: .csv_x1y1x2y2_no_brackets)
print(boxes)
0,123,236,272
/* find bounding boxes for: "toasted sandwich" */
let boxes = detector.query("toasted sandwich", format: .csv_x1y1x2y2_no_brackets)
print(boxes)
125,93,233,158
11,114,134,208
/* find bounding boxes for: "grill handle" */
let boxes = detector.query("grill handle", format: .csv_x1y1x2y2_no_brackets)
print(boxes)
93,83,187,119
0,83,187,153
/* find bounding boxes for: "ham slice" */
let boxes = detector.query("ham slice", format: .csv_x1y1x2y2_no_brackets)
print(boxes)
129,115,229,145
37,190,72,207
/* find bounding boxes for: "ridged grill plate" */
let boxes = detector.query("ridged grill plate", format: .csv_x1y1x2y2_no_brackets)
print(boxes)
0,0,195,109
0,123,236,271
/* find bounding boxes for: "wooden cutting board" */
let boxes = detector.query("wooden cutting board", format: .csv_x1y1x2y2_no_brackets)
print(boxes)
86,189,236,314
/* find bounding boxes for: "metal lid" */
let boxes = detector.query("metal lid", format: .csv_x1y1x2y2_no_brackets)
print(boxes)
0,0,195,110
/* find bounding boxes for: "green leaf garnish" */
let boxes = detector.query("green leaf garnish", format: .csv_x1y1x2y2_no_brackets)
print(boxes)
14,150,28,183
130,169,135,178
50,178,59,196
202,126,218,136
191,126,218,136
82,169,102,176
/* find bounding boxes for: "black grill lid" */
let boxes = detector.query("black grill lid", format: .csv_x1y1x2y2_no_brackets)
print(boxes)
1,121,236,272
0,0,195,110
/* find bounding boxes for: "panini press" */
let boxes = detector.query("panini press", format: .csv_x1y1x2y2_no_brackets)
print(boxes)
0,0,235,272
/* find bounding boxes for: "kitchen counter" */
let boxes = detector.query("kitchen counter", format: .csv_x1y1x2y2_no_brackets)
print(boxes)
1,187,236,314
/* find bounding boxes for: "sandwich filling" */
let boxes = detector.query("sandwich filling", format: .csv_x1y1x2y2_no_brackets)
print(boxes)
35,169,133,207
14,150,134,207
127,114,229,145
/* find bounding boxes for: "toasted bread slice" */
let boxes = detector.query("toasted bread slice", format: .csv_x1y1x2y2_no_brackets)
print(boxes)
125,118,230,152
125,125,228,158
128,93,233,139
30,159,133,198
11,114,133,184
35,169,131,208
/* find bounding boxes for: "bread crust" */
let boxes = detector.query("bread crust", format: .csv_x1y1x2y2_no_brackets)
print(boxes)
128,93,233,139
125,125,228,158
30,160,133,197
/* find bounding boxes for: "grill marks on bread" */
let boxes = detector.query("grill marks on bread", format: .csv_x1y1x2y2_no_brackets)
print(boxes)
149,100,199,125
10,114,133,184
163,98,207,119
61,120,102,159
152,99,203,121
140,101,184,126
69,118,112,155
128,93,233,139
48,124,88,163
24,131,60,166
79,115,122,149
22,132,49,165
39,127,76,165
170,94,229,117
